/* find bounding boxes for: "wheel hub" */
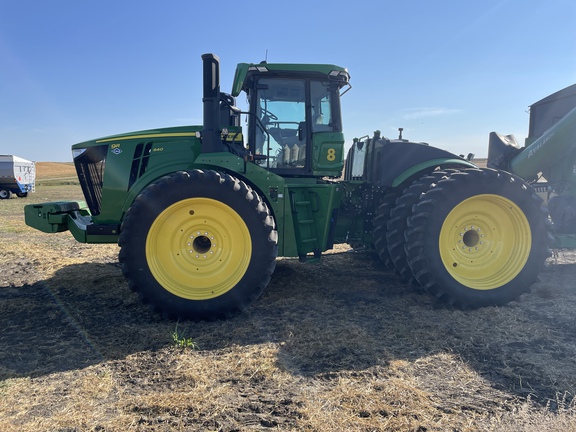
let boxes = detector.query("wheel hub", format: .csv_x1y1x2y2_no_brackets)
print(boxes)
459,226,483,252
189,231,216,258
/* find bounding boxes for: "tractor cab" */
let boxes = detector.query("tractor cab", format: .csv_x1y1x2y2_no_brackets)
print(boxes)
232,61,350,177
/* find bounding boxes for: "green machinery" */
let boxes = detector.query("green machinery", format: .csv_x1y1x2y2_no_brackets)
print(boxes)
25,54,552,320
488,88,576,249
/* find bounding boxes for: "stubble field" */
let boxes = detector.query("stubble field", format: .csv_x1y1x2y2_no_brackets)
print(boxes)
1,162,576,431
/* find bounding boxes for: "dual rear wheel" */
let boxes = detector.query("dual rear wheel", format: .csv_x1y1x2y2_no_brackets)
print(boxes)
374,168,549,307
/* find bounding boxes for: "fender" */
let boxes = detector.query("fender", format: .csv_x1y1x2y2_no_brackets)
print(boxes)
364,139,475,188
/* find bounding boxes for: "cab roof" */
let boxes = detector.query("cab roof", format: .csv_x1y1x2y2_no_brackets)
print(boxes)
231,61,349,97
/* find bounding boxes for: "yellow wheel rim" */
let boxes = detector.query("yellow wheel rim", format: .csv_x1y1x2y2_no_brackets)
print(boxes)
146,197,252,300
439,194,532,290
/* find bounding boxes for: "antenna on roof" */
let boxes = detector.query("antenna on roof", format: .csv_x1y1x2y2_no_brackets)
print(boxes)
265,49,268,63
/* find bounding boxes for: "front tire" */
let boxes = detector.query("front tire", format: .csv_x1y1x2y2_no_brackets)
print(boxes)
405,168,550,308
0,189,12,199
119,170,278,320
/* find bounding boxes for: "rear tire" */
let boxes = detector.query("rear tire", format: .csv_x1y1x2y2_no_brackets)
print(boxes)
0,189,12,199
119,170,278,320
373,192,401,269
405,168,550,308
387,170,457,283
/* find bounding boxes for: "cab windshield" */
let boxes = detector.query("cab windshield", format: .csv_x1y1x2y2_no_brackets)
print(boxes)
251,77,337,172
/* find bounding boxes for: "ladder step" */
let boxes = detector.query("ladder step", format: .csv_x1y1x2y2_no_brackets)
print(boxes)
295,200,311,205
302,238,318,244
299,219,314,224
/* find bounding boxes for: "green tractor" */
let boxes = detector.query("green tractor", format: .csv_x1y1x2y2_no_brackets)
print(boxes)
25,54,551,320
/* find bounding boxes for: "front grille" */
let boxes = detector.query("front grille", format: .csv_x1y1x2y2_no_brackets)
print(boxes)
74,145,107,216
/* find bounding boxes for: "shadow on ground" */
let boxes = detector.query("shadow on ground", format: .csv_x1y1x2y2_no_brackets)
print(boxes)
1,251,575,406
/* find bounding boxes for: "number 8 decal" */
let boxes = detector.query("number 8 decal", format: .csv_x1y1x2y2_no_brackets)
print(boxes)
327,148,336,161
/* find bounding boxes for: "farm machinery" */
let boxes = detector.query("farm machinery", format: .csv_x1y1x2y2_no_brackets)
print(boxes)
0,154,35,199
25,53,559,320
488,83,576,249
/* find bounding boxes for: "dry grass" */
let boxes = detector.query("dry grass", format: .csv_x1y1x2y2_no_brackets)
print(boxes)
35,162,76,178
1,169,576,431
34,162,78,186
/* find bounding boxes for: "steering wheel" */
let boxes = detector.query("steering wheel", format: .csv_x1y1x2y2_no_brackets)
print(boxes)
262,109,278,121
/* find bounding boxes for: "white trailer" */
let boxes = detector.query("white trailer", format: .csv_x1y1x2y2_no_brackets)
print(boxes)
0,155,36,199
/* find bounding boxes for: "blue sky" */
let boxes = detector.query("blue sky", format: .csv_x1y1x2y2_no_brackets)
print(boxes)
1,0,575,162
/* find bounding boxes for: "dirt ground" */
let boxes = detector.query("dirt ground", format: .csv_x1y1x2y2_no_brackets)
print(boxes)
1,164,576,431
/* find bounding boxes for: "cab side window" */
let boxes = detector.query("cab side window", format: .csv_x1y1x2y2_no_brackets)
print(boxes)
311,81,333,133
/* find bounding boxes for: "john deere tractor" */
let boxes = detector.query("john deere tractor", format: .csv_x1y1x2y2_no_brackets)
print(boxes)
25,54,550,320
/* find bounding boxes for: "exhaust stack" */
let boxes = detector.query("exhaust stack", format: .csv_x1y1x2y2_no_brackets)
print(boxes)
201,53,224,153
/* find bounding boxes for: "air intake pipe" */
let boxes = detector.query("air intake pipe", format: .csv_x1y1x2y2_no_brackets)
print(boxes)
201,53,224,153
